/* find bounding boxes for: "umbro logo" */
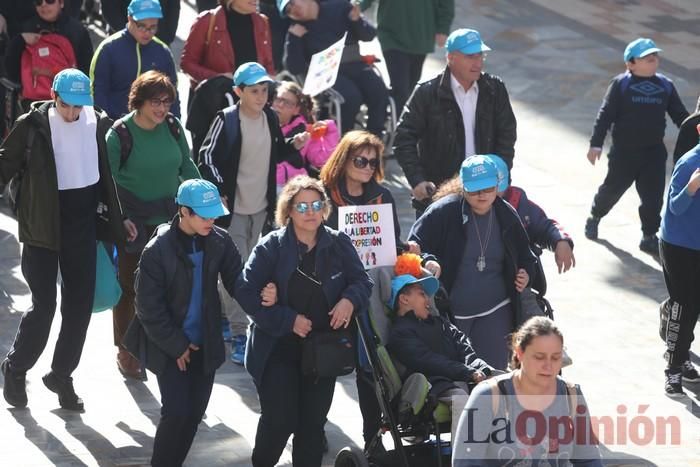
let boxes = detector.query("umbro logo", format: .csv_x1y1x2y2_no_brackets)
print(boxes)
629,81,665,97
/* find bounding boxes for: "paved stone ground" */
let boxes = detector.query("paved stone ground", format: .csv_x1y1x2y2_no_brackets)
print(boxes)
1,0,699,465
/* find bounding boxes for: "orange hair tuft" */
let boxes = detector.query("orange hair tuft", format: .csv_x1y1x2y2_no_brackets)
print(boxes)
394,253,423,278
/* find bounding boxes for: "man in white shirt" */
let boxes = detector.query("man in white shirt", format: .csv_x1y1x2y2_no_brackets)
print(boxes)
394,28,517,217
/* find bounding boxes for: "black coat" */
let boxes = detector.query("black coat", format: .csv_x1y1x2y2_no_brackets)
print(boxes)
123,217,243,376
394,67,517,189
388,313,492,387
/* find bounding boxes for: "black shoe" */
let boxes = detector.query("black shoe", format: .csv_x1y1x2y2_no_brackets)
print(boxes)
664,368,686,398
639,234,659,254
584,216,599,240
681,360,700,383
42,372,84,411
1,359,27,408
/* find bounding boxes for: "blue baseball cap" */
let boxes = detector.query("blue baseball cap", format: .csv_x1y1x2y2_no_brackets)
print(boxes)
446,28,491,55
277,0,291,17
389,274,439,309
52,69,93,106
176,179,229,219
233,62,274,87
486,154,509,192
624,38,662,62
460,155,499,192
127,0,163,21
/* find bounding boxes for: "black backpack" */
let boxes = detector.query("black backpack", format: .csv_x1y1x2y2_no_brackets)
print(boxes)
111,112,181,170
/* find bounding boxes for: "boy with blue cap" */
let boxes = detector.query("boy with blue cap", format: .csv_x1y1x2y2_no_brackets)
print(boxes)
0,69,137,411
387,273,494,404
408,155,536,369
199,61,308,365
123,178,276,466
585,37,689,253
90,0,180,119
394,27,516,218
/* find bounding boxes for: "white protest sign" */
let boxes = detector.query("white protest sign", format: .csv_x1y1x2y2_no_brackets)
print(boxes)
338,204,396,270
302,33,347,97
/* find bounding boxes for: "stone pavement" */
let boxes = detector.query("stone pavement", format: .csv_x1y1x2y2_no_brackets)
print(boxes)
1,0,700,465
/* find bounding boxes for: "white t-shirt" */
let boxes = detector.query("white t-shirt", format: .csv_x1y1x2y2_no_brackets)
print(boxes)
48,106,100,190
450,74,479,159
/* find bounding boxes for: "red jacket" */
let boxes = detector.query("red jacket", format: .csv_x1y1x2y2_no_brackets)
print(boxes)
181,6,275,87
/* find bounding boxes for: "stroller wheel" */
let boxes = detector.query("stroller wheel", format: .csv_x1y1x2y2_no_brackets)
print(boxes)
335,446,370,467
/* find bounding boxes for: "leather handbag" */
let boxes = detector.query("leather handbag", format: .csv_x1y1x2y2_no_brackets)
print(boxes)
301,329,356,378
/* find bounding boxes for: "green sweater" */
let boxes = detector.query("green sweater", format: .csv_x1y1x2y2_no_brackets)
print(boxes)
360,0,454,55
107,112,200,224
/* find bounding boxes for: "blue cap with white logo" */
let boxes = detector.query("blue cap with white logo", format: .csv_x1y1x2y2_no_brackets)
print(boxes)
446,28,491,55
233,62,274,87
52,68,93,106
460,155,499,193
388,274,439,309
624,38,662,62
486,154,509,192
176,179,229,219
127,0,163,21
277,0,291,17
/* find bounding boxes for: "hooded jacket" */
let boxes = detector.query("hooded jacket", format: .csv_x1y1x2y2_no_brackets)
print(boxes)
0,101,126,251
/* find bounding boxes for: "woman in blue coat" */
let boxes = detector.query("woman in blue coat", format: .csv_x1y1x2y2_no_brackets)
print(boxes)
236,175,372,467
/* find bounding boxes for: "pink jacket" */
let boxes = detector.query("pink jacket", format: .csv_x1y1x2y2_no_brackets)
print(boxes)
276,116,340,186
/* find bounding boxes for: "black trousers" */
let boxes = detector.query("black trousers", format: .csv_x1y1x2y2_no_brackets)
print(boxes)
7,186,97,377
382,48,426,116
152,350,215,467
660,240,700,368
252,347,336,467
334,62,389,137
590,145,667,236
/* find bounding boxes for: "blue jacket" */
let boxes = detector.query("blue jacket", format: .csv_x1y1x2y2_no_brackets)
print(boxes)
660,143,700,251
235,225,373,385
408,195,537,317
89,29,180,119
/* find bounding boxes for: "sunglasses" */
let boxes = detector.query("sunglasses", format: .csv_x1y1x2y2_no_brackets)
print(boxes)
352,156,379,170
294,200,325,214
34,0,57,5
149,97,174,108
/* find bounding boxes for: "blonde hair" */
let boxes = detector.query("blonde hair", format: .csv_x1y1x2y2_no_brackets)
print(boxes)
510,317,563,369
319,130,384,192
275,175,331,227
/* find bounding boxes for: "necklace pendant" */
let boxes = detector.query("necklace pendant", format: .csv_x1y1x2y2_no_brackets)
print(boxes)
477,255,486,272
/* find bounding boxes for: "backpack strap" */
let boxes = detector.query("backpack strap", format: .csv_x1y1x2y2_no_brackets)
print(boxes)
164,113,181,141
221,105,240,154
561,378,579,422
204,11,217,46
111,118,132,170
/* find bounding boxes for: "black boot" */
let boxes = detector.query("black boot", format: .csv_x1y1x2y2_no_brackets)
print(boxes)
42,371,84,411
1,359,27,408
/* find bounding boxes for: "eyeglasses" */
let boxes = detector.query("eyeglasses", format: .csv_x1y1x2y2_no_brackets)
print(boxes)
294,200,325,214
134,21,158,34
352,156,379,170
466,186,497,196
34,0,57,6
273,96,298,108
149,97,173,108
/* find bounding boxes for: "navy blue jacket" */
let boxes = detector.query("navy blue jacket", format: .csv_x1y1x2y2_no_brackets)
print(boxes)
408,195,537,316
388,313,492,387
235,225,373,385
124,217,243,376
90,29,180,119
589,71,687,150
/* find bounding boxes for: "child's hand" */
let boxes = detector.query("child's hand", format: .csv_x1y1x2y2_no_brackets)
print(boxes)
514,268,529,292
587,147,602,165
686,168,700,196
424,260,441,278
292,131,310,150
471,370,486,383
261,282,277,307
554,240,576,274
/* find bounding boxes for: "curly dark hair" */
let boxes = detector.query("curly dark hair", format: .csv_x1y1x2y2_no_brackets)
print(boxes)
128,70,176,111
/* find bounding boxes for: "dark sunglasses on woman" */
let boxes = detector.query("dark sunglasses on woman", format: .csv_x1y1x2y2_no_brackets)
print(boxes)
34,0,58,6
294,200,325,214
352,156,379,170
